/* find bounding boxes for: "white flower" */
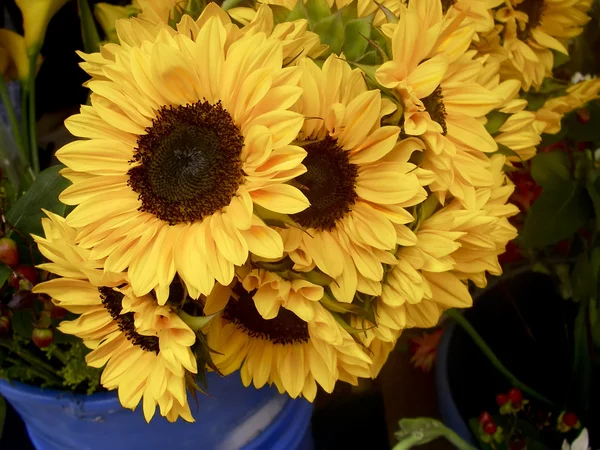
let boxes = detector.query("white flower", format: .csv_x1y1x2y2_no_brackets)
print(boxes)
562,429,592,450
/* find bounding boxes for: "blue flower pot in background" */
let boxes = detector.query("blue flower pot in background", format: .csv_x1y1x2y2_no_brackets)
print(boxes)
434,320,477,446
0,372,314,450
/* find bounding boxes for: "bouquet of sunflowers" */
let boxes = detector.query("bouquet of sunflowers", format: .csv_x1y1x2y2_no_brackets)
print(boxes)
0,0,598,432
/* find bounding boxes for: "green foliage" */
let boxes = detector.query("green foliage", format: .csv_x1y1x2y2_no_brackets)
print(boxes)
531,152,570,186
5,165,70,238
313,12,345,56
49,343,101,395
77,0,102,53
392,418,477,450
519,181,592,249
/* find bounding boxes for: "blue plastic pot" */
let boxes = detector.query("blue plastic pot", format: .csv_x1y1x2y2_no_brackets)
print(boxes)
0,372,314,450
435,320,477,446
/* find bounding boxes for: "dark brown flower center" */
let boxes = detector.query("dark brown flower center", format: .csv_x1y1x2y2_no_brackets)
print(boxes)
222,285,309,345
99,287,159,353
128,101,244,225
515,0,546,40
291,137,358,231
423,86,448,135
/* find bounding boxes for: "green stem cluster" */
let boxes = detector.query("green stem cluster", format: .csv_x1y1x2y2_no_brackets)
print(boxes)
0,341,61,385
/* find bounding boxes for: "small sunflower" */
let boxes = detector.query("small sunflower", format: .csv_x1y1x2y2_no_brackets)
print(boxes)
377,155,517,333
205,278,371,400
57,7,311,303
279,55,428,303
492,0,592,90
377,5,502,207
32,217,198,423
477,60,544,162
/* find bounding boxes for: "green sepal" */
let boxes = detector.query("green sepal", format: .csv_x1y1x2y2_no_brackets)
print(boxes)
342,17,373,62
253,204,297,228
484,110,509,135
313,12,345,56
305,0,331,25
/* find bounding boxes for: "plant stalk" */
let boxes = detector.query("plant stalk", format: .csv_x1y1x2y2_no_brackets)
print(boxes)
0,78,28,167
446,308,555,407
27,54,39,175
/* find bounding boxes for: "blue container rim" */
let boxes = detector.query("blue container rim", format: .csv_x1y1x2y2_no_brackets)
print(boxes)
0,378,119,410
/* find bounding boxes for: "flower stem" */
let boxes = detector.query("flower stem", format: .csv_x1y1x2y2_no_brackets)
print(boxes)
4,355,60,386
446,308,555,407
0,77,28,167
0,341,60,383
27,54,39,175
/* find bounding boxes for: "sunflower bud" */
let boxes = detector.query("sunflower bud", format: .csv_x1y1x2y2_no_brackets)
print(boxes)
94,3,139,43
15,0,70,55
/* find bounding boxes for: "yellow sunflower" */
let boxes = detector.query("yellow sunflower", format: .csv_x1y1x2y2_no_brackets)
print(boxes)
32,216,198,423
205,277,371,400
32,209,125,287
492,0,592,91
377,154,518,333
477,59,543,162
377,4,502,207
279,55,429,303
57,7,311,303
536,78,600,133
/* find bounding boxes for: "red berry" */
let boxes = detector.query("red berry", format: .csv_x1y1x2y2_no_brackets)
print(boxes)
479,412,493,425
496,393,509,406
50,305,67,320
8,265,38,289
562,411,578,427
510,438,527,450
483,421,497,435
508,388,523,404
32,327,54,348
0,237,19,267
0,315,10,337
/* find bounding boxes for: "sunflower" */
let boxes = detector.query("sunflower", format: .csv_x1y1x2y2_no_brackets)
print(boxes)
32,216,198,423
492,0,592,91
377,4,502,207
32,209,125,287
376,154,517,334
476,59,544,162
205,277,371,400
57,7,312,303
278,55,429,303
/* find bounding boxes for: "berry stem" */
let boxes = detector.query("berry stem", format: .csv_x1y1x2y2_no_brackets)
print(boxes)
447,308,555,407
0,341,61,383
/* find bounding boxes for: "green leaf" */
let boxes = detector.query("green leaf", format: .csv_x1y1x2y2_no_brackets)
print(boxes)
552,49,570,68
485,111,509,135
493,143,522,160
530,152,570,187
375,2,398,24
270,5,292,23
0,395,5,440
286,0,309,21
342,18,372,62
77,0,102,53
0,265,10,289
305,0,331,25
5,165,70,238
393,418,477,450
519,181,592,249
564,101,600,142
10,310,34,340
313,12,345,55
586,168,600,227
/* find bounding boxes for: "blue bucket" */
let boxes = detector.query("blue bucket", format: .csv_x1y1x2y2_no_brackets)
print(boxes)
0,372,314,450
435,321,477,446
